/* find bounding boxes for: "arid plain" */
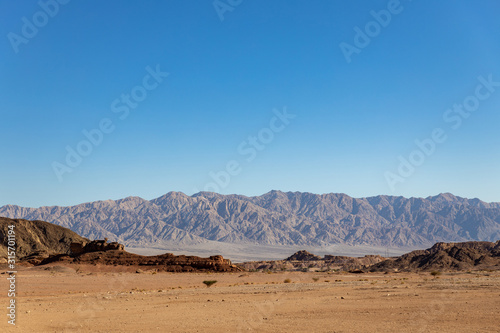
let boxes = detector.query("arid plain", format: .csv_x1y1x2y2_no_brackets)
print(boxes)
1,265,499,333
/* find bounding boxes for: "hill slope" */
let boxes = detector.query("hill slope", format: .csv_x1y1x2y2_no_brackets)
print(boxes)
0,217,88,260
370,240,500,271
1,191,500,249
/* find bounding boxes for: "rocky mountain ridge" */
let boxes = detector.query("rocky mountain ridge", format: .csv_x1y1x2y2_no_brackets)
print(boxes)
1,191,499,249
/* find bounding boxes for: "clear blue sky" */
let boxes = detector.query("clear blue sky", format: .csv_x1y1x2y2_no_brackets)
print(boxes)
1,0,499,207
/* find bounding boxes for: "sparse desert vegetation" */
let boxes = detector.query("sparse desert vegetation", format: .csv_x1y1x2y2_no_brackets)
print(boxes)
202,280,218,288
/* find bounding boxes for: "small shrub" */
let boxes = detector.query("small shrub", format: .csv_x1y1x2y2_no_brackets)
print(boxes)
284,278,292,283
203,280,217,288
430,271,442,277
312,277,319,282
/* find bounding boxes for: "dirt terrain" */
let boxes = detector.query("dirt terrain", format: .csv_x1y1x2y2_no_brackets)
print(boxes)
1,217,499,332
1,265,499,332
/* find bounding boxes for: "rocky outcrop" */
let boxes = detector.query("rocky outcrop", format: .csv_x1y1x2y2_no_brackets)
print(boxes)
286,250,321,261
42,250,241,272
70,239,124,255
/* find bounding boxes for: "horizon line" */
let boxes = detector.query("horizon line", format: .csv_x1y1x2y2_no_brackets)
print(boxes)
1,190,496,209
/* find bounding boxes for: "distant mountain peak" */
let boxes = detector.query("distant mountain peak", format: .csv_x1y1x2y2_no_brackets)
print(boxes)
153,191,189,201
191,191,223,198
430,193,459,201
116,196,146,203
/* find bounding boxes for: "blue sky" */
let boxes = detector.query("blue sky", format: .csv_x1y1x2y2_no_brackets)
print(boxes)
1,0,500,207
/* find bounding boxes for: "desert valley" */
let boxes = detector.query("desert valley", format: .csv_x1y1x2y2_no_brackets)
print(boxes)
1,211,499,332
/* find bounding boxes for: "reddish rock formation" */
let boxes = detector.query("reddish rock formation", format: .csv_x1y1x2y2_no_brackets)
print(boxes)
41,250,241,272
70,239,124,255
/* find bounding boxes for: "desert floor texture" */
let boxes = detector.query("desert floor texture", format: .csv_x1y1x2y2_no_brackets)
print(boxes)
1,265,499,332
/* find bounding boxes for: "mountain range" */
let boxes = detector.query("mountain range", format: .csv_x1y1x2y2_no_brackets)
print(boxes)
1,191,499,252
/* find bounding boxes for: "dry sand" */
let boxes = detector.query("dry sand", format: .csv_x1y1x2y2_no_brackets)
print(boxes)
1,265,499,332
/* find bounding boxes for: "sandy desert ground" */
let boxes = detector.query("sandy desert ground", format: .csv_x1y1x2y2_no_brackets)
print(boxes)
1,265,499,333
